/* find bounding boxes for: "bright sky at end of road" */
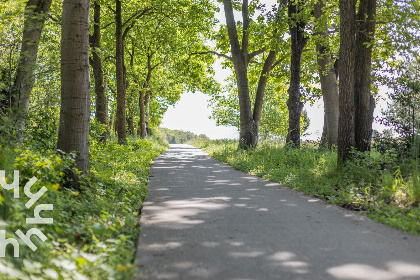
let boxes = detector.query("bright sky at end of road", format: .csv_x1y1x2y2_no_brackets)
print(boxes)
160,91,238,140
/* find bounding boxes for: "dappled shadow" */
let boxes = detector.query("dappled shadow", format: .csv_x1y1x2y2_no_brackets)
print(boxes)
135,144,420,280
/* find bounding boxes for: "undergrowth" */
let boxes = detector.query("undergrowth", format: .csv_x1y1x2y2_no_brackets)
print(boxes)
193,140,420,235
0,136,167,279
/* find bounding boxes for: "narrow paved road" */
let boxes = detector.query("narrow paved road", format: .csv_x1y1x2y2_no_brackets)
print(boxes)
135,144,420,280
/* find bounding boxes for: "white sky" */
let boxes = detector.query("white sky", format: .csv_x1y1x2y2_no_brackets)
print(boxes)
160,1,386,141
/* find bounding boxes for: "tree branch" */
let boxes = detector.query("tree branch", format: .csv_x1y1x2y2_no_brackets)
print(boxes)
242,0,249,59
223,0,242,62
122,7,154,28
107,4,115,13
248,48,267,60
188,51,232,61
253,50,277,123
272,54,289,69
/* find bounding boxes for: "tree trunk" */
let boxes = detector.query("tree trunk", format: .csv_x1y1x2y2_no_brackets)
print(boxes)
139,55,152,139
11,0,52,143
127,116,135,135
222,0,281,149
354,0,377,152
286,0,308,148
320,110,328,149
338,0,357,164
223,0,257,149
90,2,108,142
145,90,151,136
139,89,146,138
115,0,127,144
253,50,277,144
314,0,339,149
58,0,91,175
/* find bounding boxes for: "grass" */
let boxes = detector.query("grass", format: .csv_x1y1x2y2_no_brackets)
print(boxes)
0,136,167,280
192,139,420,235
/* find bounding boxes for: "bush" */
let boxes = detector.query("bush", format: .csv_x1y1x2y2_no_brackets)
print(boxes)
0,137,167,279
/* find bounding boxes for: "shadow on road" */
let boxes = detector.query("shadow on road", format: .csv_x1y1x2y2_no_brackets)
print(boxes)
135,145,420,280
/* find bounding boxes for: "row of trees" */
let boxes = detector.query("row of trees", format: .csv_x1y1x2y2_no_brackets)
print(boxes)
1,0,219,176
1,0,419,177
158,127,210,144
211,0,419,164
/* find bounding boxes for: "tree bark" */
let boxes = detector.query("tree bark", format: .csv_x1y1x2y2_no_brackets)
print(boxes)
145,90,151,136
253,50,277,141
354,0,377,152
115,0,127,144
11,0,52,143
90,2,108,142
139,89,146,138
58,0,91,175
314,0,339,149
127,116,135,135
320,110,328,149
338,0,357,164
286,0,308,148
223,0,257,149
139,54,152,139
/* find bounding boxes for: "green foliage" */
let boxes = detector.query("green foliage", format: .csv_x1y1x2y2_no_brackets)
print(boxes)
0,137,167,279
194,140,420,235
158,127,210,144
375,57,420,158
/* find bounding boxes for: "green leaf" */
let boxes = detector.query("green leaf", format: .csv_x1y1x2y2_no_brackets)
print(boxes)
125,214,137,227
93,222,107,236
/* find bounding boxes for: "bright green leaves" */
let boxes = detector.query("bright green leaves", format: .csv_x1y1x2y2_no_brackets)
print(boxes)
0,137,167,279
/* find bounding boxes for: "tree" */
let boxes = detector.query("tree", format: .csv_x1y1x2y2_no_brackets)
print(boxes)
337,0,356,163
354,0,377,152
122,0,217,138
90,1,108,142
286,0,309,148
221,0,284,149
57,0,91,175
8,0,52,143
338,0,377,164
209,77,290,139
314,0,339,149
377,59,420,155
115,0,126,144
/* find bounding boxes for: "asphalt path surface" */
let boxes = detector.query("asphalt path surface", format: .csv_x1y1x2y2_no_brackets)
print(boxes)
135,144,420,280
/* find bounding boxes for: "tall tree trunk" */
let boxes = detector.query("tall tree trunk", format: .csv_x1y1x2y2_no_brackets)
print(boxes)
139,89,146,138
222,0,281,149
338,0,357,164
320,110,328,149
139,55,152,139
127,116,135,135
90,2,108,142
115,0,127,144
354,0,377,152
314,0,339,149
253,50,277,143
286,0,308,148
223,0,257,149
58,0,91,175
145,90,151,136
11,0,52,143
